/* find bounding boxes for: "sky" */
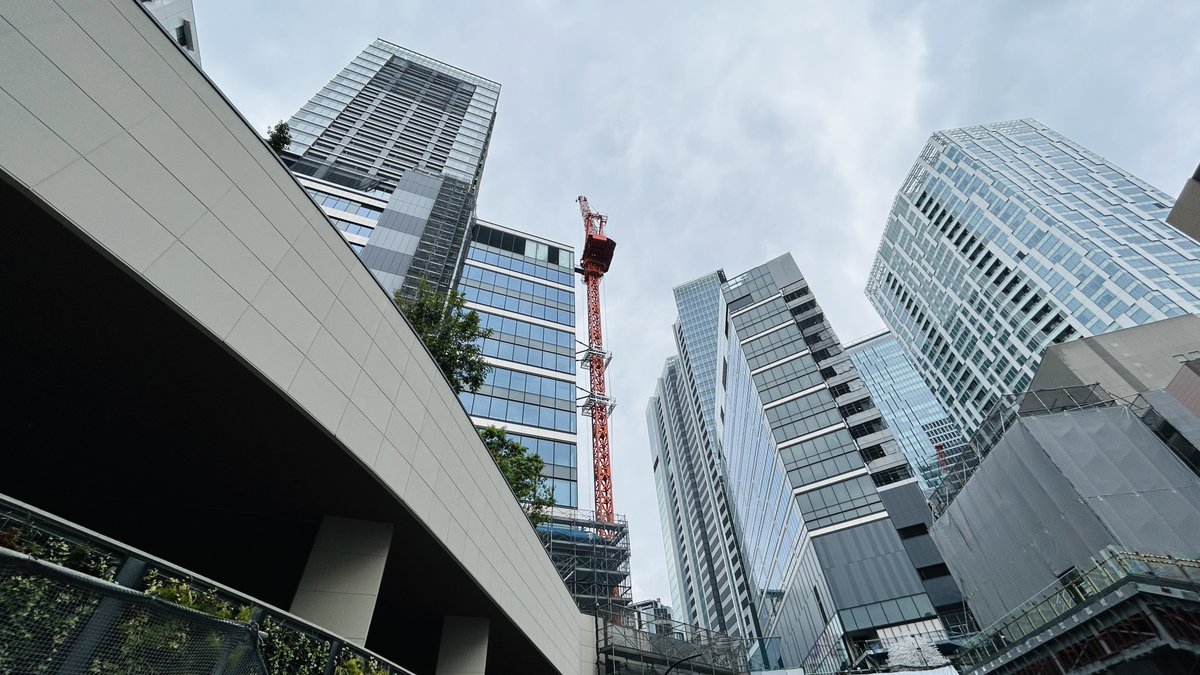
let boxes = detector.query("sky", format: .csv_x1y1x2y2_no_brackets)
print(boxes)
196,0,1200,606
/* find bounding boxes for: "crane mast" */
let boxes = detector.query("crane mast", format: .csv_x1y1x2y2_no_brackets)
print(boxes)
577,196,617,524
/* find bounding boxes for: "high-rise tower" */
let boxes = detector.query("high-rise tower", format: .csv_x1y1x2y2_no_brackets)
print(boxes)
456,219,580,508
868,119,1200,436
284,39,499,300
651,255,970,671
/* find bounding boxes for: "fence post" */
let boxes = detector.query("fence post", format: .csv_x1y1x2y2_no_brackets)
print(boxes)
55,555,147,675
324,638,343,675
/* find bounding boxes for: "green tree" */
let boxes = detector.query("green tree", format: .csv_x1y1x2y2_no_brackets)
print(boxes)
266,121,292,154
394,280,492,394
479,426,555,525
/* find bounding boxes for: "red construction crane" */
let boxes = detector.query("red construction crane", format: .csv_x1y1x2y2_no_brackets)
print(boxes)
577,196,617,524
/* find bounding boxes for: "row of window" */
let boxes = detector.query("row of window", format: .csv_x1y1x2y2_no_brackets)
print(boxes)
506,432,578,470
481,338,575,375
460,286,574,327
459,392,577,434
548,477,578,509
476,311,575,349
466,244,574,287
742,324,805,371
778,428,860,472
787,449,863,488
793,475,883,531
732,298,789,339
308,189,384,220
767,388,837,431
472,224,574,270
331,218,374,239
460,265,574,307
754,355,823,405
484,367,576,402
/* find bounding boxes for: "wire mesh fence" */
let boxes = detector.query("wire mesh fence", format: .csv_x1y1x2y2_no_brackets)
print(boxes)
0,547,266,674
0,493,417,675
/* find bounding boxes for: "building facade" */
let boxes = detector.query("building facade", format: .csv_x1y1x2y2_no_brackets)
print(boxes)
647,274,761,643
284,39,499,299
140,0,200,65
930,320,1200,674
651,255,969,672
846,331,968,494
867,119,1200,436
455,219,579,508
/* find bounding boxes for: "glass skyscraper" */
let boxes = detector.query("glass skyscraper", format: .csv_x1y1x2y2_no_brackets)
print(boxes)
867,119,1200,436
647,273,759,640
284,39,499,299
456,220,578,508
650,254,969,672
845,331,967,494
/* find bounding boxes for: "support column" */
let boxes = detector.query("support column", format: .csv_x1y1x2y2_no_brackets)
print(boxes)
290,517,393,646
436,616,490,675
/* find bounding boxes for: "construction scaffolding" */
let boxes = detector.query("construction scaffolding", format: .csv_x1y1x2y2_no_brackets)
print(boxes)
535,506,631,616
592,600,750,675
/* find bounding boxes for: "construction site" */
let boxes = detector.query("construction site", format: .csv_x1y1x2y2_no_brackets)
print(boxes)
537,507,632,615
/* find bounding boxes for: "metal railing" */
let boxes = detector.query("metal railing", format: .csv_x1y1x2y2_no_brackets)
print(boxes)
954,548,1200,669
594,601,750,674
0,492,416,675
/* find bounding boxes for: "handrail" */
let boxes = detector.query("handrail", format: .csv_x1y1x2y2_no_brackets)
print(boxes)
0,491,416,675
954,548,1200,668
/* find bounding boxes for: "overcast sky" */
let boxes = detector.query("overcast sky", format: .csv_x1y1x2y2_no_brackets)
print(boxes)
196,1,1200,605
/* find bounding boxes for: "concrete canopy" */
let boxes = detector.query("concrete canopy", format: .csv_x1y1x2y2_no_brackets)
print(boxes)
0,1,594,672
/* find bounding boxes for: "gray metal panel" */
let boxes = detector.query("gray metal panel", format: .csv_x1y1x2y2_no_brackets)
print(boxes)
901,534,944,570
1027,407,1200,559
930,420,1118,626
920,574,963,609
877,481,933,530
764,253,804,290
812,519,926,611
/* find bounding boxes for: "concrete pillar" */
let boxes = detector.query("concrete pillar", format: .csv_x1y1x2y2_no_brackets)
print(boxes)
290,517,393,646
436,616,490,675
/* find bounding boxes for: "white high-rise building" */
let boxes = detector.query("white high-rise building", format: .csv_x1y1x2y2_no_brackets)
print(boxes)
283,39,499,300
867,119,1200,436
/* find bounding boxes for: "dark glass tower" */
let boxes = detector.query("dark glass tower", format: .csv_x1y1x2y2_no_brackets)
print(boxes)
284,39,499,300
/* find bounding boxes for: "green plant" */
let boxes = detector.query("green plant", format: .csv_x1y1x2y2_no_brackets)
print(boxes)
88,571,254,674
0,571,98,674
266,121,291,154
261,617,331,675
395,279,492,394
336,653,390,675
480,426,555,525
142,570,253,622
0,526,116,673
0,526,116,580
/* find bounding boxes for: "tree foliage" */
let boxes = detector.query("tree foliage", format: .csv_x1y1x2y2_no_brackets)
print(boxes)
394,280,491,394
266,121,292,154
479,426,555,525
